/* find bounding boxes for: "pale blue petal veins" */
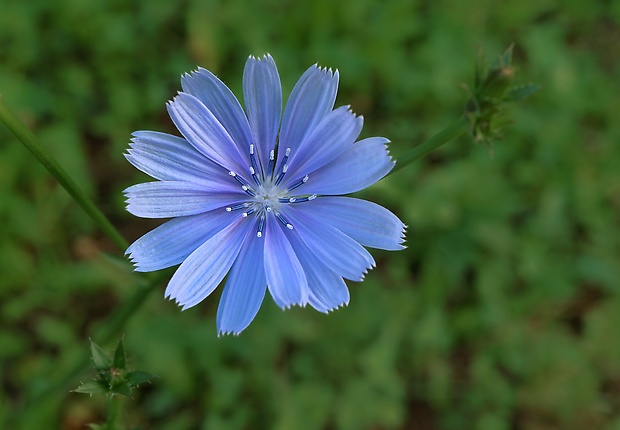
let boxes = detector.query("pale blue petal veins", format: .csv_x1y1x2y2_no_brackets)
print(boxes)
298,197,406,251
124,181,243,218
298,137,394,195
181,68,253,160
217,232,267,335
125,131,232,184
167,93,247,173
165,216,252,310
126,209,237,272
264,215,309,308
284,205,375,281
285,106,363,182
278,65,339,161
286,231,350,313
243,55,282,169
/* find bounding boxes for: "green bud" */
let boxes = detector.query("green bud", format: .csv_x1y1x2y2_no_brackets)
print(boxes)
73,338,157,398
464,45,538,146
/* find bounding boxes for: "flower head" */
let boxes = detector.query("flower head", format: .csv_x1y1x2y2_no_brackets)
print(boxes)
124,54,405,334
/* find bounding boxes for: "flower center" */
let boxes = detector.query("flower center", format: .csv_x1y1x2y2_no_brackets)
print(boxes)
225,145,316,237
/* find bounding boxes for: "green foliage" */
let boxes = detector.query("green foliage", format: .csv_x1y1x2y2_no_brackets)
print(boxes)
74,339,156,397
1,0,620,429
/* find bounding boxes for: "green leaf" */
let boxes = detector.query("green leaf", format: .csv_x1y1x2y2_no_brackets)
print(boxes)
505,83,542,102
113,338,127,370
111,381,133,397
126,371,157,387
90,339,111,371
73,380,109,395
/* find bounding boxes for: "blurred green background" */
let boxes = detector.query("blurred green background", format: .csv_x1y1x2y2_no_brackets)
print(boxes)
1,0,619,429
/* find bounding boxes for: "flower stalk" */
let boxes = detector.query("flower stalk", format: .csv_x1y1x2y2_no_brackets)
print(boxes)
0,94,128,251
389,116,470,175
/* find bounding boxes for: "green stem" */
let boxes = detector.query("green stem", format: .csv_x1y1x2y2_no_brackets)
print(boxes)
0,95,128,251
389,116,470,175
106,395,124,430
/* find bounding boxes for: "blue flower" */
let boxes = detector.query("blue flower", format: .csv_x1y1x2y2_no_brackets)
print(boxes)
124,54,405,335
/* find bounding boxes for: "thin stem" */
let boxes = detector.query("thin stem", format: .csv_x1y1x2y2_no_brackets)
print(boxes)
0,95,128,251
106,395,124,430
389,116,470,175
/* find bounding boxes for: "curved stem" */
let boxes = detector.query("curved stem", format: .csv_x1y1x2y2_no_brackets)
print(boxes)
389,116,470,175
0,95,128,251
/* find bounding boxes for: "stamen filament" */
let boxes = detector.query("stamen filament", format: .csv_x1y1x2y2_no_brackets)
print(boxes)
225,202,250,212
274,148,291,186
249,144,261,184
274,211,294,230
266,149,275,178
257,214,266,238
287,174,309,192
287,194,317,203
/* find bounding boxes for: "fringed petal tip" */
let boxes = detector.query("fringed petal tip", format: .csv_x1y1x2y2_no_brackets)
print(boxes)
217,329,242,337
247,53,275,64
398,224,409,249
312,64,339,80
323,300,349,314
276,301,309,311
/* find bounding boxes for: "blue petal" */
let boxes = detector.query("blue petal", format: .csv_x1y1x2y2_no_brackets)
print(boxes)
279,65,339,163
181,68,253,161
165,216,252,310
243,55,282,171
286,231,350,313
285,106,363,183
126,209,237,272
125,131,232,184
298,137,394,195
298,197,406,251
217,232,267,335
167,93,247,173
264,214,309,308
124,181,244,218
284,205,375,281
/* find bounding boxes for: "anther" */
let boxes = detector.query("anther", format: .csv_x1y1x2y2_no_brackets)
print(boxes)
225,202,250,212
287,194,317,204
249,144,261,184
287,174,309,192
257,215,266,238
275,211,294,230
266,149,275,177
274,147,291,186
242,207,256,217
